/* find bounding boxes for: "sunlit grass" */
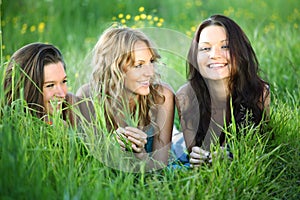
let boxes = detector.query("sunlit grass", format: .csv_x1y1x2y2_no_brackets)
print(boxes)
1,0,299,199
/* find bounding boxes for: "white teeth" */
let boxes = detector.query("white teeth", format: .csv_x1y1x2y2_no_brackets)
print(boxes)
208,64,226,68
140,81,149,85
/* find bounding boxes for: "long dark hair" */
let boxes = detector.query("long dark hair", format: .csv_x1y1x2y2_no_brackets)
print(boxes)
187,14,269,147
4,43,67,119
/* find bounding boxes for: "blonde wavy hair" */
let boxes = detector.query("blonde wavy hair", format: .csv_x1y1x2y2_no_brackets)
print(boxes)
90,26,164,130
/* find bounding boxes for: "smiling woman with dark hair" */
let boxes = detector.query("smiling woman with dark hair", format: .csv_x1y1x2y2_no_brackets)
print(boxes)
176,14,270,167
4,42,91,126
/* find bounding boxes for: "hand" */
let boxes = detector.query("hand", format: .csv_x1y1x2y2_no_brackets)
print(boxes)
189,146,211,168
116,127,147,153
189,146,233,168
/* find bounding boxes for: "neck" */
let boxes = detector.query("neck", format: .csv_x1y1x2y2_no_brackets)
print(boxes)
123,91,138,111
205,78,229,109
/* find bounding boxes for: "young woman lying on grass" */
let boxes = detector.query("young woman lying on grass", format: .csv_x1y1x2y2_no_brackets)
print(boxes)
176,14,270,167
77,26,175,171
3,42,91,127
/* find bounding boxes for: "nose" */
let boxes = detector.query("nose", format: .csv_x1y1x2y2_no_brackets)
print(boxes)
143,63,154,77
55,84,67,98
209,46,222,59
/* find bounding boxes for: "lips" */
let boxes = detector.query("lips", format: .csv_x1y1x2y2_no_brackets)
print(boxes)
138,80,150,86
208,63,227,69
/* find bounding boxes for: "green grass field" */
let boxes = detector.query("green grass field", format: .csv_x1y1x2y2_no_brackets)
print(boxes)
1,0,299,199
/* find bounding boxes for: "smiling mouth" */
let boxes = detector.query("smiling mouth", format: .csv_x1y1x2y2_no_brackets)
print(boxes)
208,63,228,69
49,100,64,109
139,81,150,86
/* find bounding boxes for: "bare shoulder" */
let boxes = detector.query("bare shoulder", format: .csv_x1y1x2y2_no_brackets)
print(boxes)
175,82,195,107
176,82,192,96
159,82,175,98
76,83,92,98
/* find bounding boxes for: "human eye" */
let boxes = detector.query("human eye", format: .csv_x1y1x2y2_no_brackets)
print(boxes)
221,45,229,49
63,79,68,84
134,63,143,68
199,46,211,52
45,83,55,88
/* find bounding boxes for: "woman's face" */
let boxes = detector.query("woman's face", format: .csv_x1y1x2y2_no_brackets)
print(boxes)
124,41,154,96
43,61,68,115
197,25,231,81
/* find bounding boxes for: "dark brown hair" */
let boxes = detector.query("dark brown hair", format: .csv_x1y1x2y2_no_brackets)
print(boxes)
4,42,67,119
187,14,269,147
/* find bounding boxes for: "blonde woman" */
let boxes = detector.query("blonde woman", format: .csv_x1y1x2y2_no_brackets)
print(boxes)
77,27,175,169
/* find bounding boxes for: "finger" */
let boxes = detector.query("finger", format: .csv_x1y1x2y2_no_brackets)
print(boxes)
131,144,143,153
125,131,147,141
116,127,126,135
190,151,201,159
116,137,126,148
125,127,147,138
192,146,210,157
191,150,210,160
127,136,147,147
120,146,126,151
190,163,201,168
190,157,205,165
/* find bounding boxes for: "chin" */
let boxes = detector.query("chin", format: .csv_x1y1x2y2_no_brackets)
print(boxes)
137,89,150,96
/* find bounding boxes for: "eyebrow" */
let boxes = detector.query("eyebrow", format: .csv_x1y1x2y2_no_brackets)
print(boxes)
43,76,67,84
199,39,228,44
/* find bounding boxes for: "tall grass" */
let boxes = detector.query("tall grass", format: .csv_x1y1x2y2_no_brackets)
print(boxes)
1,0,299,199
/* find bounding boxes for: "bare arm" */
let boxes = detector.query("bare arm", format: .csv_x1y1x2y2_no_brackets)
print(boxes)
175,84,198,153
151,84,175,165
263,85,271,120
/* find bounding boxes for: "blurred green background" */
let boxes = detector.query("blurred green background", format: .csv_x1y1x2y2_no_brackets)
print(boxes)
1,0,299,98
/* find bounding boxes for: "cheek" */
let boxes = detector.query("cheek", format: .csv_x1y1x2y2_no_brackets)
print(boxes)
62,85,68,95
42,89,54,101
197,54,207,71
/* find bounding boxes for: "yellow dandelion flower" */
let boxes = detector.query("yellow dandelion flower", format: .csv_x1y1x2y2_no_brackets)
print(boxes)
112,16,117,21
134,15,140,21
126,14,131,20
2,45,5,49
139,7,145,12
149,21,154,25
159,18,164,23
195,0,202,6
121,19,126,24
13,17,18,24
140,14,147,20
153,17,159,22
131,25,137,29
156,22,162,27
75,73,79,78
118,13,124,18
224,7,234,16
6,55,11,61
38,22,45,33
30,25,36,32
147,15,152,20
186,31,192,37
191,26,196,32
21,24,27,34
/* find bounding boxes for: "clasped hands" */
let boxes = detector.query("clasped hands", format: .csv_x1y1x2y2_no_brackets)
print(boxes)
189,146,232,168
116,127,147,153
